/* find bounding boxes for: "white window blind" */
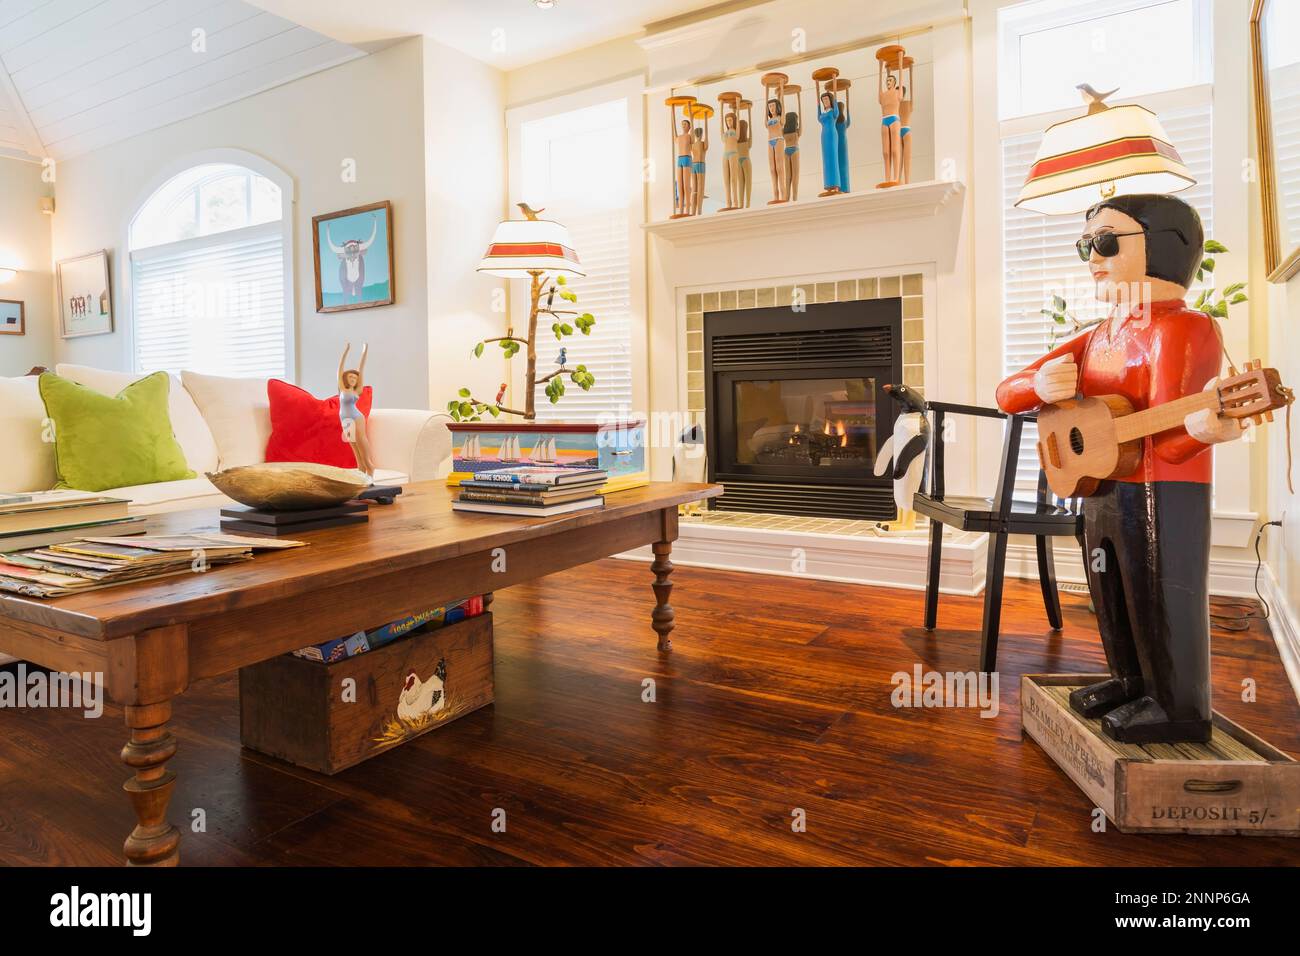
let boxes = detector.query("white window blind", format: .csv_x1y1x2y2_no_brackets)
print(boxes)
532,208,633,422
1272,74,1300,252
131,224,287,378
1001,100,1214,485
517,97,634,423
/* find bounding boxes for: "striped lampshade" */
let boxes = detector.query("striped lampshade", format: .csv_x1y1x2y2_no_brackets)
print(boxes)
477,217,585,278
1015,104,1194,215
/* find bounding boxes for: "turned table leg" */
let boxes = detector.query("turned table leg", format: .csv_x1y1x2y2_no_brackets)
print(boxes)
650,507,680,652
651,540,675,652
122,700,180,866
107,624,189,867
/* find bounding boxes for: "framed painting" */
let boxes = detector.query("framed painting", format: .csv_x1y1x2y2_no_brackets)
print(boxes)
1251,0,1300,282
56,250,114,338
312,200,395,313
0,299,23,335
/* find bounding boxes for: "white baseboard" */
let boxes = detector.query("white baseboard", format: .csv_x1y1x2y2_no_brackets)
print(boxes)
1005,539,1265,597
1260,562,1300,705
617,520,989,594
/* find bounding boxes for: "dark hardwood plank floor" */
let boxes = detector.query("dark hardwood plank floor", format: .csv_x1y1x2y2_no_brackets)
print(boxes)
1,559,1298,866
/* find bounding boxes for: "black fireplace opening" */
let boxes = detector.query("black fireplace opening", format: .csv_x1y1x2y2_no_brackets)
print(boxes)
704,299,904,520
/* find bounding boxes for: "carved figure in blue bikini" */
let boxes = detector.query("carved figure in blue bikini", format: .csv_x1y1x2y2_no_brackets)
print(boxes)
879,70,903,185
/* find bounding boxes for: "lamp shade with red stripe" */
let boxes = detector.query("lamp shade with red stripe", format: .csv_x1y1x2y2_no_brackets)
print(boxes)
477,217,585,278
1015,104,1195,215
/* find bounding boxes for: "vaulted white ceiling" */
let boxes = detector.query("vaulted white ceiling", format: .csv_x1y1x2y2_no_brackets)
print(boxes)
0,0,366,163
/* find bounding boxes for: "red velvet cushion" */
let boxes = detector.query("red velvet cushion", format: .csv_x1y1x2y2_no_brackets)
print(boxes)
265,379,373,469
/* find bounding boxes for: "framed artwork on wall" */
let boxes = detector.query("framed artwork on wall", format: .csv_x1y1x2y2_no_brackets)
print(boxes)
1251,0,1300,282
312,200,395,313
56,250,114,338
0,299,24,335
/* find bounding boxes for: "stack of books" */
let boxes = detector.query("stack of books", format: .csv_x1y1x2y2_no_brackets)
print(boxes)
0,532,306,598
0,490,144,552
452,466,607,517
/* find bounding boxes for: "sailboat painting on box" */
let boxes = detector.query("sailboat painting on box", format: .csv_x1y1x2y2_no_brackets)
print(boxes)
446,420,649,494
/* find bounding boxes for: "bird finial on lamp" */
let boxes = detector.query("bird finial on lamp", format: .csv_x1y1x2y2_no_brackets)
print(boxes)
516,202,545,221
1076,83,1119,115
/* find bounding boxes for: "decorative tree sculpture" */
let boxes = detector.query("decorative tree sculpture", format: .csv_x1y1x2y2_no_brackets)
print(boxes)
449,206,596,422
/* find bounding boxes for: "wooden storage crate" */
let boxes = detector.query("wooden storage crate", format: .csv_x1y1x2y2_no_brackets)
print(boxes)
240,613,493,774
1021,674,1300,836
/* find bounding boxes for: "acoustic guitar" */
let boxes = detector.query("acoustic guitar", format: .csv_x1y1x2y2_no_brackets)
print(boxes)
1036,361,1295,498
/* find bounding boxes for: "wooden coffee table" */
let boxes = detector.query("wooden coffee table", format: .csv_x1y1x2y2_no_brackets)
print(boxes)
0,480,721,866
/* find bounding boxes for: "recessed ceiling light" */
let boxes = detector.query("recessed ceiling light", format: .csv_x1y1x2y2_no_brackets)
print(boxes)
535,0,556,8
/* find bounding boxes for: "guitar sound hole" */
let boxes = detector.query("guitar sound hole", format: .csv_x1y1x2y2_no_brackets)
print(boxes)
1069,426,1085,456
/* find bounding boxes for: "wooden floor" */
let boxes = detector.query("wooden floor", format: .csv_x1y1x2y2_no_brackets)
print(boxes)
2,559,1298,866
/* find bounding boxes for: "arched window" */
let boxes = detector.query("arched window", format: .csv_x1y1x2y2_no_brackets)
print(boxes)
128,159,291,377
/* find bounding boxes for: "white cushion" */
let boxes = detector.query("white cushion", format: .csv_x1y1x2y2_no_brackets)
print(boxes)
181,371,272,470
54,364,219,474
0,375,56,492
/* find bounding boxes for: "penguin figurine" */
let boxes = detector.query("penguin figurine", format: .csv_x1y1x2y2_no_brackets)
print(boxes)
872,383,929,532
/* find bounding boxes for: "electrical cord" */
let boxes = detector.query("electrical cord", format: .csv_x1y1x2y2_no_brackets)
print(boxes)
1210,517,1283,632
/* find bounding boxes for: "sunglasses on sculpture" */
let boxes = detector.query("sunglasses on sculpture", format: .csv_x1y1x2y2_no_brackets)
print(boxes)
1075,227,1187,262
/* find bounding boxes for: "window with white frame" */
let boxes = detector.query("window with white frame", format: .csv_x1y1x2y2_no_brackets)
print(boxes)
129,162,289,378
513,97,634,422
998,0,1213,485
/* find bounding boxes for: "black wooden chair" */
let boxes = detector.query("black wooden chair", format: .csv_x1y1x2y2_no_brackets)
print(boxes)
912,401,1084,672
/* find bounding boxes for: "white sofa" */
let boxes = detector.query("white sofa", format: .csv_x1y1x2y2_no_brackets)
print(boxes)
0,365,452,514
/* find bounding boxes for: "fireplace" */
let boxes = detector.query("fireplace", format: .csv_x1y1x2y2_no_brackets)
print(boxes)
704,299,903,520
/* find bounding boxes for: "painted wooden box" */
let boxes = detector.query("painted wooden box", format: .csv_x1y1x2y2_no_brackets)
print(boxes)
239,613,494,774
446,419,648,494
1021,674,1300,836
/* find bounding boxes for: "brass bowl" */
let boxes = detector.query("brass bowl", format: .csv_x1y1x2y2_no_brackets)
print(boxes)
207,462,371,511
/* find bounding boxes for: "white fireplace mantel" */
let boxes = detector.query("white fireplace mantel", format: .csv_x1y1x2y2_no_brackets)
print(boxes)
642,180,965,246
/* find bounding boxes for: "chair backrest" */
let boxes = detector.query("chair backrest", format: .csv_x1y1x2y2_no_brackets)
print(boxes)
924,400,1068,522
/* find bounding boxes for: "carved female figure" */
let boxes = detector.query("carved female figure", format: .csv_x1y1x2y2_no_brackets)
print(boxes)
338,342,372,476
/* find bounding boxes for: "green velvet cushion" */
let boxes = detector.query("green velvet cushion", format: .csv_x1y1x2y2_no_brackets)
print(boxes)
38,371,195,492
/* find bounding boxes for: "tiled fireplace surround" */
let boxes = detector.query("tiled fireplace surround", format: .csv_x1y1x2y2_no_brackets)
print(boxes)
621,262,989,595
682,270,927,537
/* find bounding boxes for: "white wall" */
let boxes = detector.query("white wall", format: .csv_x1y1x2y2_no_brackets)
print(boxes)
505,34,646,109
48,38,434,409
422,37,509,415
0,158,53,377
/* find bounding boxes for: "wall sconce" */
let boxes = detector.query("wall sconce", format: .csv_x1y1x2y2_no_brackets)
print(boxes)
0,267,17,284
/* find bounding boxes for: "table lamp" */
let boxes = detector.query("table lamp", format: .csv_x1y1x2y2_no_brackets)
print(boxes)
1015,90,1194,215
475,205,586,420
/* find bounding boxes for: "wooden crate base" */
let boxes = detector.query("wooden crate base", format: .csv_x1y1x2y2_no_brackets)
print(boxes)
1021,674,1300,835
239,613,493,774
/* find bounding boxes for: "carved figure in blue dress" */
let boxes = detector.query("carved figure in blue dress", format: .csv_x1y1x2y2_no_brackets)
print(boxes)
836,95,851,193
817,90,841,197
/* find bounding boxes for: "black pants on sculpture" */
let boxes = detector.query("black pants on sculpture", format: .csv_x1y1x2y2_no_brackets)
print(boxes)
1070,480,1213,744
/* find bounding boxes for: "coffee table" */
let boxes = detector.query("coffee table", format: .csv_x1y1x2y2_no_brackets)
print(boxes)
0,480,721,865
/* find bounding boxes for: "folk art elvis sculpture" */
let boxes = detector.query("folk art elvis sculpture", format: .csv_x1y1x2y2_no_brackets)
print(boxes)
997,194,1294,744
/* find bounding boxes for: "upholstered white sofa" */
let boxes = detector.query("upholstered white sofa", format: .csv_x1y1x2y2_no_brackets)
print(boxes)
0,364,452,513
